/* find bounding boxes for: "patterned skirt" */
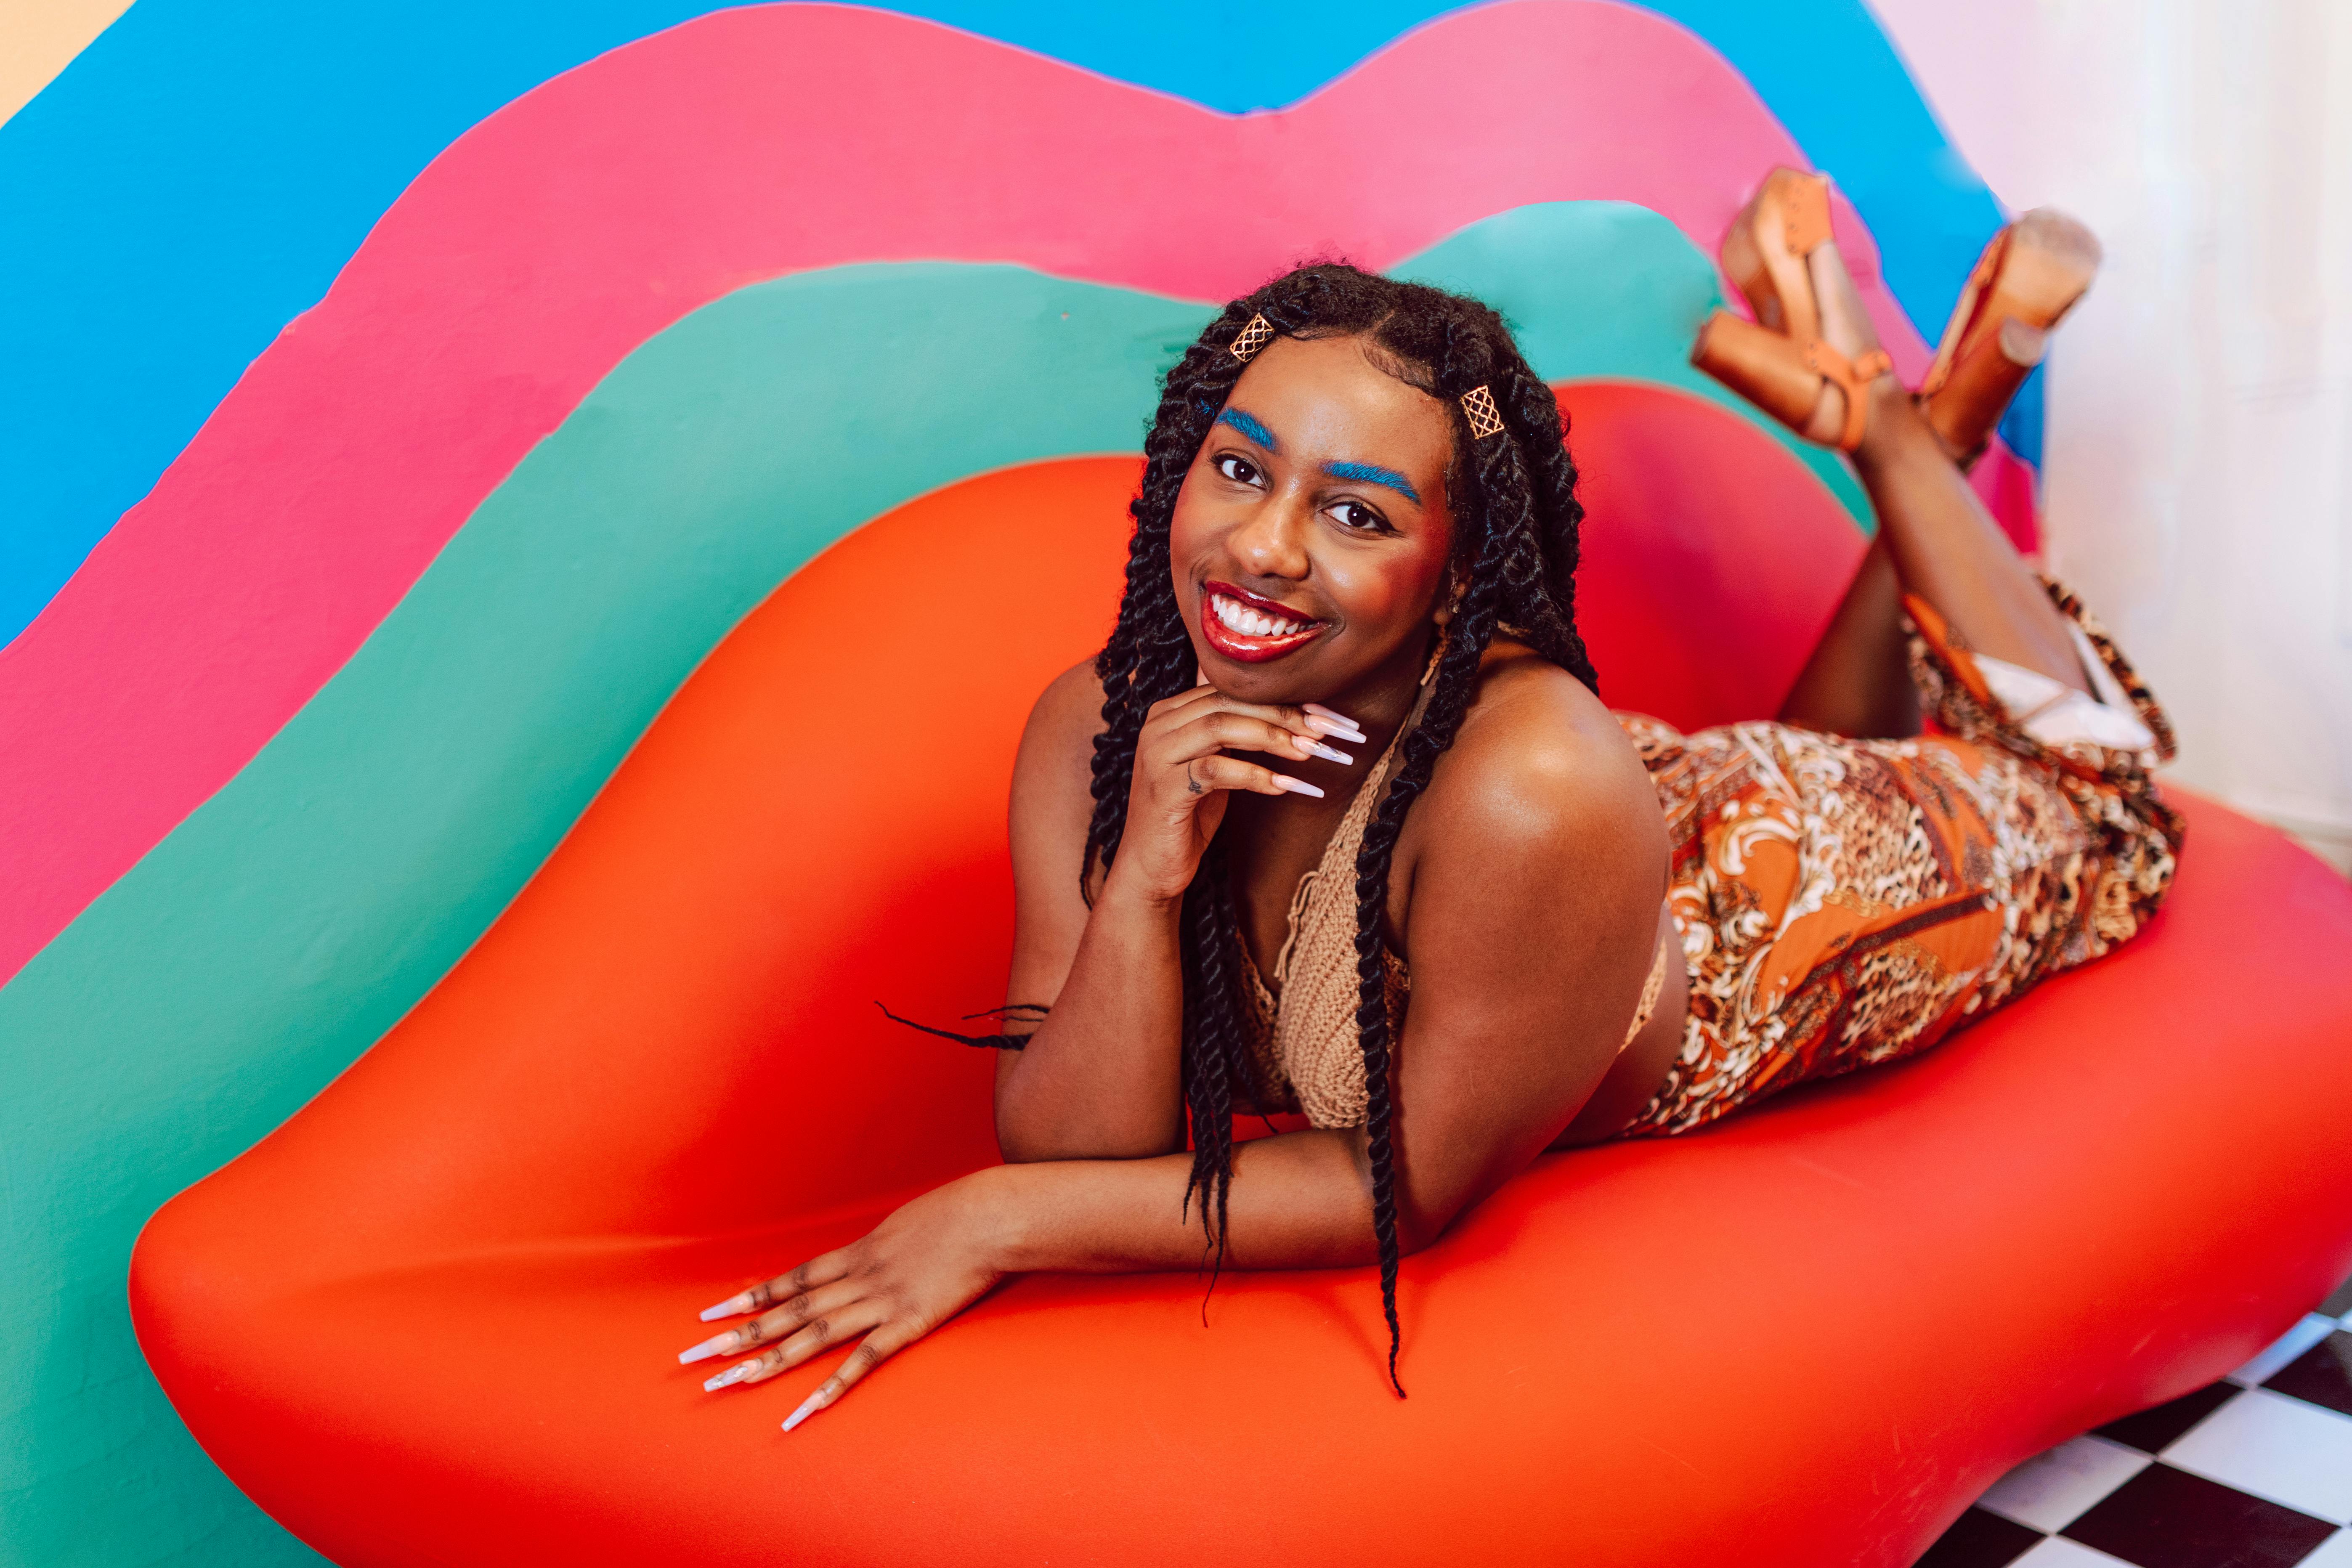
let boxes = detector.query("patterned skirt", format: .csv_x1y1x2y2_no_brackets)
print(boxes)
1614,584,2184,1138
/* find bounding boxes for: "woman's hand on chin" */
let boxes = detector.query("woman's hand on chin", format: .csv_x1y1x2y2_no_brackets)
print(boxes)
678,1169,1018,1431
1110,684,1363,906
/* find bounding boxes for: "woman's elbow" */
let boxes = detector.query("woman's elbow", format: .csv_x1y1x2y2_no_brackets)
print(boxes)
993,1105,1182,1164
994,1128,1049,1164
1390,1209,1455,1258
990,1107,1064,1164
1339,1132,1462,1258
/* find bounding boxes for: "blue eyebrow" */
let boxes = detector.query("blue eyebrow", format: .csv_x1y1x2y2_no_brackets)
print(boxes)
1216,407,1278,451
1325,461,1421,505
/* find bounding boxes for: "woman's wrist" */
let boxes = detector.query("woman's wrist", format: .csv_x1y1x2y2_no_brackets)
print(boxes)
961,1163,1044,1273
1094,860,1190,919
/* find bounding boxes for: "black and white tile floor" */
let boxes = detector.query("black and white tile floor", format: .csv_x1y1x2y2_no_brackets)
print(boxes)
1918,1282,2352,1568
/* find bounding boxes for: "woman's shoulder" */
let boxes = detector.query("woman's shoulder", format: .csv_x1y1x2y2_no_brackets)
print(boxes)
1024,657,1105,755
1008,658,1105,847
1412,642,1662,869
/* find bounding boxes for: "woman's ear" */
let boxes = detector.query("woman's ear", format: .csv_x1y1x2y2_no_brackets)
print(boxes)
1431,565,1468,626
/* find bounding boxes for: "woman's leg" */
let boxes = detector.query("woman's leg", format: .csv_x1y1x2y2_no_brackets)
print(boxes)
1778,535,1917,737
1776,247,2092,734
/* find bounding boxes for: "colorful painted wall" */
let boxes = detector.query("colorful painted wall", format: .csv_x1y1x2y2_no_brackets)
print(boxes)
1,3,2040,1563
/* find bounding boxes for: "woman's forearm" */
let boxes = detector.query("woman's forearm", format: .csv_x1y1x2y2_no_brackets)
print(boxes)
993,879,1189,1161
975,1130,1386,1274
681,1130,1395,1422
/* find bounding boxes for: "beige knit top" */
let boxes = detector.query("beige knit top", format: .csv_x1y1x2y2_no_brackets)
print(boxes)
1233,720,1672,1128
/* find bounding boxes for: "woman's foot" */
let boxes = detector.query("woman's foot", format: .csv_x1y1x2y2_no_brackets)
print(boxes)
1692,169,1898,451
1917,208,2102,467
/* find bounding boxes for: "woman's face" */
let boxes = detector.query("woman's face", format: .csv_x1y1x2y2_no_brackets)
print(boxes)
1168,334,1458,706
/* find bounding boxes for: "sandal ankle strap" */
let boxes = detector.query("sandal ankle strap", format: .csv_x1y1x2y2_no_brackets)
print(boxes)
1802,342,1893,450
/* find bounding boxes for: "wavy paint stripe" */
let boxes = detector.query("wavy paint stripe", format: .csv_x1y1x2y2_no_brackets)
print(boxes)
3,219,1861,1558
0,0,1936,990
0,0,2011,648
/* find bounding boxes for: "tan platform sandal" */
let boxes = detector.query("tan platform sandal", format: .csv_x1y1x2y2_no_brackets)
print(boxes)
1691,168,1892,452
1916,208,2102,467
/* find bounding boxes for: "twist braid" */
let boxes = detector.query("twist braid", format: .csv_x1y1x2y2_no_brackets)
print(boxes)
1492,360,1599,688
1080,312,1259,894
1346,395,1525,1393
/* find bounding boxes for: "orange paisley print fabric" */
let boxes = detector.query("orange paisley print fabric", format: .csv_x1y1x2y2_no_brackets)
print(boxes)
1614,582,2183,1138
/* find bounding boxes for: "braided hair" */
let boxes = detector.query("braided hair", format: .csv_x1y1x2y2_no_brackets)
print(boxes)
1083,263,1600,1395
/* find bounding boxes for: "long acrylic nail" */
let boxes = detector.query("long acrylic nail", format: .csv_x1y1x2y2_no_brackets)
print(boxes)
1299,740,1354,765
698,1294,748,1322
1304,714,1366,743
678,1332,736,1365
1271,776,1325,799
782,1390,828,1432
703,1358,760,1392
1304,703,1363,732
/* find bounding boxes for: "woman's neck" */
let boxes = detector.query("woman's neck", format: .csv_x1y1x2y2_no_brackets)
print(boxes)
1299,620,1443,788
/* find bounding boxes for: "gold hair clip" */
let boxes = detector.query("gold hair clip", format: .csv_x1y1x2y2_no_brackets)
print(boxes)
1229,313,1275,363
1460,385,1505,440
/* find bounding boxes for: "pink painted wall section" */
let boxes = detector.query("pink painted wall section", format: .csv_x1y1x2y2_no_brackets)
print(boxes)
0,0,1934,985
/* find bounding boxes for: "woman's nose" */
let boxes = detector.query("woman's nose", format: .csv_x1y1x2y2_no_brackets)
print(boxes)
1227,494,1311,578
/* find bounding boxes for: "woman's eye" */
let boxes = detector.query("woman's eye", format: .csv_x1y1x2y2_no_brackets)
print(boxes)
1328,500,1388,533
1215,454,1262,487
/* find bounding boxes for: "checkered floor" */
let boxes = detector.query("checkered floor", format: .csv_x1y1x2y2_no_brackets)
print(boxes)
1917,1282,2352,1568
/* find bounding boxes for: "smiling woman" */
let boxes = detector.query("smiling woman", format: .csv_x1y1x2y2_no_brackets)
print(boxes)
681,242,2184,1430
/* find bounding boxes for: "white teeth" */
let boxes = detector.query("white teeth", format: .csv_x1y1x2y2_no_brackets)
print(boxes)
1212,593,1309,640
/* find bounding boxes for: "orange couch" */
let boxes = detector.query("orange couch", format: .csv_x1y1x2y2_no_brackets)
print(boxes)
133,392,2352,1566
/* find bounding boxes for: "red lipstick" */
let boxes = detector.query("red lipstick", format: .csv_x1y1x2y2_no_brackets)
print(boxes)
1199,580,1327,664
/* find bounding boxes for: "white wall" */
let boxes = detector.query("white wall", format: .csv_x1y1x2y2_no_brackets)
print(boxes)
1868,0,2352,871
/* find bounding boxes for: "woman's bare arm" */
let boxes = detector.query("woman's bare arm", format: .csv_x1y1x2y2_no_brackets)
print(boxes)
993,661,1189,1160
1381,658,1670,1237
992,662,1354,1162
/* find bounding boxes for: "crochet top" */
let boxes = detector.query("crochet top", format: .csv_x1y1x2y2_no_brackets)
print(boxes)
1233,719,1672,1128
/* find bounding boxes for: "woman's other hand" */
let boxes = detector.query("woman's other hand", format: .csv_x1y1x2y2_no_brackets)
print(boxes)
677,1171,1014,1431
1110,685,1362,905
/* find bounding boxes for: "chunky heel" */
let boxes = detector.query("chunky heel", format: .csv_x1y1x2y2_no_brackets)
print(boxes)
1696,167,1893,452
1720,167,1836,338
1917,208,2101,467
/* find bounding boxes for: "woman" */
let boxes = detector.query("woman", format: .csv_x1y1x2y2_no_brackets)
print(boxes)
677,170,2181,1431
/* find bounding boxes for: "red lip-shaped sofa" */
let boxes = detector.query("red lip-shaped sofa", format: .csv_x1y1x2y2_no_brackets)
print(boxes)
132,387,2352,1566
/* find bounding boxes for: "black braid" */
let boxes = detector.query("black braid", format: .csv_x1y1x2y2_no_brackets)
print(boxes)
1349,422,1524,1394
902,263,1599,1392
